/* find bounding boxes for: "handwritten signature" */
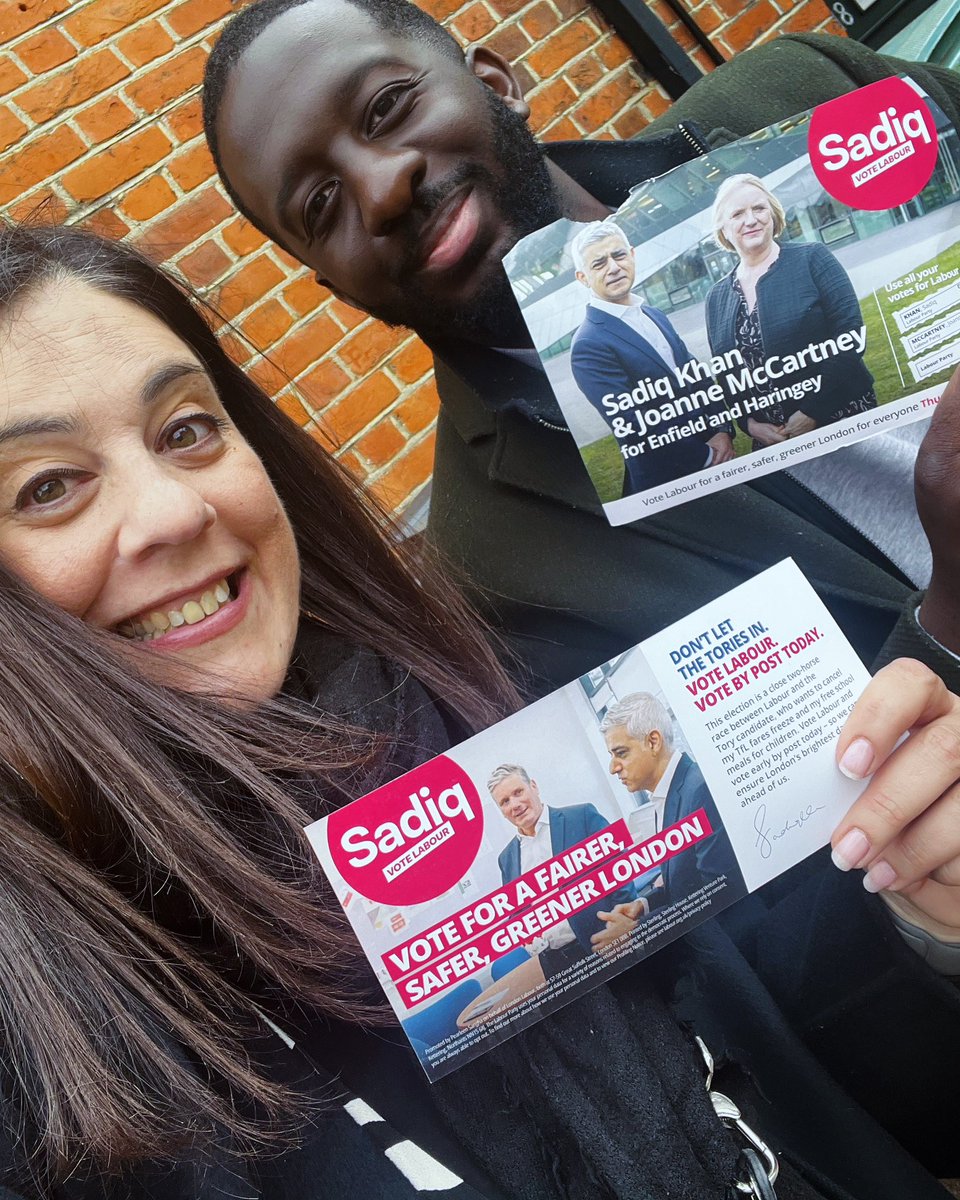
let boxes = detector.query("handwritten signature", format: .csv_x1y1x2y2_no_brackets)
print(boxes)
753,801,826,859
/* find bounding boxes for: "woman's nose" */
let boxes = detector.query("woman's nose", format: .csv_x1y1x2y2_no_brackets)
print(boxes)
115,464,216,561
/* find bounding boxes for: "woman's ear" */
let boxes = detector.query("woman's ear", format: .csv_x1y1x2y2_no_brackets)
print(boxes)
465,45,531,119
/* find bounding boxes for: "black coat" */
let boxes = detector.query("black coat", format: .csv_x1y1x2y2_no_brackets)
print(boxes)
417,29,960,1198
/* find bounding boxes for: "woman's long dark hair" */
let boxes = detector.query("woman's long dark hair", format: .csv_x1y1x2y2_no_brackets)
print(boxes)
0,225,520,1184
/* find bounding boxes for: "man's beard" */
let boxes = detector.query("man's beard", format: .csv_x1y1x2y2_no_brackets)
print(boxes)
365,90,560,347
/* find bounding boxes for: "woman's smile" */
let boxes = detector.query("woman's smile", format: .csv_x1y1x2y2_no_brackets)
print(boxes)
116,569,244,646
0,278,301,698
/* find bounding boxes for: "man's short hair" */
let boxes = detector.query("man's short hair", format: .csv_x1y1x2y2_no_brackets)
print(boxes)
599,692,674,749
571,220,631,275
711,173,786,251
203,0,463,220
487,763,531,795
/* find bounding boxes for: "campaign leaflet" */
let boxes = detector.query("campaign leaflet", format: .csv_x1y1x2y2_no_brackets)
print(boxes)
503,76,959,525
306,560,870,1080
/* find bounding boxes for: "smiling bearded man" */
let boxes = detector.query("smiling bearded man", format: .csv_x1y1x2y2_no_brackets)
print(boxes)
205,0,564,346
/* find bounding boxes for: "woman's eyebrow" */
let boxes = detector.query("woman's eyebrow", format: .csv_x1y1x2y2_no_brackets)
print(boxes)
0,414,79,448
141,362,208,407
0,364,209,449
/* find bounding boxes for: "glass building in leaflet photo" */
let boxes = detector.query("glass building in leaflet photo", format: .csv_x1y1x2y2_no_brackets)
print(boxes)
512,108,960,362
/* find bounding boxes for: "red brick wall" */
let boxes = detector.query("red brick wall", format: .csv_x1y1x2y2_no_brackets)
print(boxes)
0,0,841,514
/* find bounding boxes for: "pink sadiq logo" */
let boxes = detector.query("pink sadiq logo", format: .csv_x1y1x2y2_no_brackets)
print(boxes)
808,77,938,211
325,755,484,906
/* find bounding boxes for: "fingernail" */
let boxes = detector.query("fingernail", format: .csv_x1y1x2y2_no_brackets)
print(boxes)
863,860,898,894
839,737,875,780
831,827,871,871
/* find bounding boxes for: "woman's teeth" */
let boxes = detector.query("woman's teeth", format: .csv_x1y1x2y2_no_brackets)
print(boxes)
120,578,233,641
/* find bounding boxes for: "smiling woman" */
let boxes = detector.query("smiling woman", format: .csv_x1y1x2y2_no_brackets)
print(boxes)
0,223,519,1195
0,276,301,698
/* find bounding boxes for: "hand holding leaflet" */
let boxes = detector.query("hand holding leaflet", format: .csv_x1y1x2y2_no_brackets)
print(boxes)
832,657,960,927
306,559,953,1080
503,78,960,525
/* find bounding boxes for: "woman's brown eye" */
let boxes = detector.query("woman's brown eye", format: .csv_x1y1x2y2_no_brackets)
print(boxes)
372,92,398,120
160,413,226,452
32,478,66,505
168,429,195,451
167,424,198,449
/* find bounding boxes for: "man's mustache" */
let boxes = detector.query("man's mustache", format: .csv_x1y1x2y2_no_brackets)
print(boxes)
391,162,500,284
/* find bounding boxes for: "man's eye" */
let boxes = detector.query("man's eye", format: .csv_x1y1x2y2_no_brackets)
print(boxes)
371,91,399,121
366,82,414,133
160,413,227,452
304,183,336,232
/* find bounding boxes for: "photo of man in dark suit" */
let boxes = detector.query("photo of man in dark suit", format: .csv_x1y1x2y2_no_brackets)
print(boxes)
570,221,733,498
488,763,633,979
591,693,744,947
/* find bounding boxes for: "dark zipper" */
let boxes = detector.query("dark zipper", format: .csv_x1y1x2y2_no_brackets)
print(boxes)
533,415,569,433
677,120,711,156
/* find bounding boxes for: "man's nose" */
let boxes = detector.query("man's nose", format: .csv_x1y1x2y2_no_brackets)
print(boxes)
354,146,427,237
115,463,216,562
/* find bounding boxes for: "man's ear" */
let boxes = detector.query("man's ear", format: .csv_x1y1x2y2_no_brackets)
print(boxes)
465,45,530,118
575,270,587,286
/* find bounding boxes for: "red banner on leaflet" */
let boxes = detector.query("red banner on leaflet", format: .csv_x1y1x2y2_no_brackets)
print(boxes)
381,818,630,983
387,810,714,1009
